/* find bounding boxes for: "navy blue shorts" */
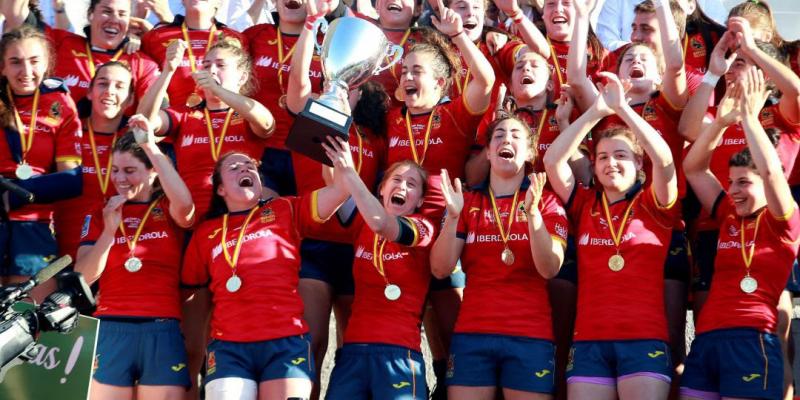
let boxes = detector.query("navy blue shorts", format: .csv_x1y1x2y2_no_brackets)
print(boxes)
681,329,783,400
325,343,426,400
260,147,296,196
447,333,555,393
566,340,672,384
205,335,314,383
0,220,58,276
430,260,466,291
554,235,578,284
93,318,190,387
664,230,690,282
691,229,719,292
299,239,355,295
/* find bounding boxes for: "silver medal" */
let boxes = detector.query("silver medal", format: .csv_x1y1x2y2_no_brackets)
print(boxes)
15,163,32,180
124,256,142,272
740,276,758,294
226,275,242,293
384,284,401,301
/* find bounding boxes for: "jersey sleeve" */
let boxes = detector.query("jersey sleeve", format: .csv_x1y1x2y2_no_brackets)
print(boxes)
55,95,83,164
162,107,186,138
301,209,363,244
455,191,477,239
640,184,677,229
395,214,435,248
764,203,800,245
540,190,569,247
133,54,161,102
566,185,592,223
78,209,103,247
140,29,164,63
181,229,210,288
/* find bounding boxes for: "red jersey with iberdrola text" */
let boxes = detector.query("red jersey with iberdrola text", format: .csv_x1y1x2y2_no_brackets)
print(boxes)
456,186,568,340
181,194,323,342
79,196,185,319
1,80,82,221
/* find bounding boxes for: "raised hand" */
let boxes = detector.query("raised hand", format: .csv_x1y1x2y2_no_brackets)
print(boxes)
440,169,464,219
192,70,220,93
739,67,771,119
164,39,187,73
127,114,157,145
728,17,757,55
594,72,627,115
715,82,743,127
492,0,521,16
306,0,334,18
494,83,509,119
322,136,356,192
573,0,597,18
525,172,547,215
486,31,509,56
555,84,575,125
103,195,127,230
431,0,464,38
707,31,738,77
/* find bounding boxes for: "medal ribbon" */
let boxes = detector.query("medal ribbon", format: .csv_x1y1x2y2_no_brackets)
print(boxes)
740,211,764,272
118,196,161,257
221,206,260,274
389,29,411,81
84,43,124,78
87,121,117,194
372,234,391,285
546,37,564,85
276,29,299,99
488,187,520,247
601,191,640,251
6,86,39,164
454,68,471,96
180,23,218,73
404,108,435,166
203,108,234,161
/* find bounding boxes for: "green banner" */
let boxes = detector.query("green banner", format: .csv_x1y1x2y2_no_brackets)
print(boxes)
0,308,99,400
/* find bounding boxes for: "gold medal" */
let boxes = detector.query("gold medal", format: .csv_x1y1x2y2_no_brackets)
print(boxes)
384,284,401,301
501,247,515,266
279,94,288,110
186,92,203,108
124,256,142,273
740,275,758,294
15,163,33,180
608,254,625,272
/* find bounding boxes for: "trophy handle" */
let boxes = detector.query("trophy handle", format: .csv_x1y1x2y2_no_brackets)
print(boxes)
312,18,329,56
372,44,404,75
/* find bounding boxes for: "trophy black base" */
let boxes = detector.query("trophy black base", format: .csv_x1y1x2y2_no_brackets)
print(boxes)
286,100,352,166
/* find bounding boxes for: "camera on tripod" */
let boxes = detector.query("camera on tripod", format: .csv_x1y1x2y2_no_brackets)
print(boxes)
0,256,95,368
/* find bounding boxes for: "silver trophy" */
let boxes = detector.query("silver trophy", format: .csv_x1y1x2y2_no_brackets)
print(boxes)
286,17,403,165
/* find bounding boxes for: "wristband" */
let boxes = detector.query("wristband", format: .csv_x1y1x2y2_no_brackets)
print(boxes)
702,71,721,87
305,13,324,30
449,30,464,39
509,10,524,24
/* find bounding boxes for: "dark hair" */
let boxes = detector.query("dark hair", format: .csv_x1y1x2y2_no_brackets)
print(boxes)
112,132,163,196
634,0,687,38
207,152,263,219
352,81,390,138
91,61,135,97
377,160,429,203
407,29,462,96
594,127,644,159
206,37,254,96
729,147,754,169
485,114,538,164
28,0,45,22
0,26,53,128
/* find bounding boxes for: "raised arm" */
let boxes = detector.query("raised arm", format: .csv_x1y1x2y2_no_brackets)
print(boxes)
430,169,466,278
136,39,186,135
286,0,328,114
683,82,740,213
678,31,737,142
729,17,800,124
598,72,677,206
432,0,495,113
128,115,195,228
654,0,687,108
192,70,276,139
492,0,549,58
567,0,599,111
525,172,564,278
739,68,795,218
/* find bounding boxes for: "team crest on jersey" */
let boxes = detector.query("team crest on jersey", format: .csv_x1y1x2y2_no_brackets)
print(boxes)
690,37,703,50
516,203,527,222
152,207,166,221
260,208,275,223
81,215,92,239
728,223,739,237
49,101,62,120
432,112,442,129
642,103,657,121
547,114,558,131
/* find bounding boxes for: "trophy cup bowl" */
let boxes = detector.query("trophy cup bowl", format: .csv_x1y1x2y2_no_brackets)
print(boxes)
286,17,403,166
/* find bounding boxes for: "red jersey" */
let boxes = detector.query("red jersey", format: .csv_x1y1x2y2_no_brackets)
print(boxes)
548,38,610,98
326,213,435,350
596,92,686,197
682,27,721,74
456,185,568,340
569,184,677,341
693,103,800,231
451,37,523,100
164,106,266,219
696,197,800,334
141,16,247,108
293,126,384,195
55,122,122,258
80,196,185,319
2,80,82,221
243,23,324,150
385,97,483,220
46,27,160,108
181,194,323,342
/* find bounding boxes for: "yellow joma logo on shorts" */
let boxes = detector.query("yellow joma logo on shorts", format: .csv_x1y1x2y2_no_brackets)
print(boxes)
392,381,411,389
742,373,761,382
291,357,306,365
648,351,665,358
171,363,186,372
535,369,551,378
